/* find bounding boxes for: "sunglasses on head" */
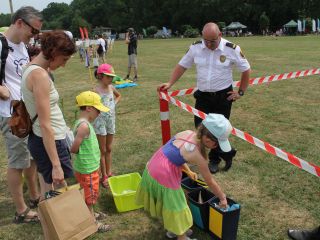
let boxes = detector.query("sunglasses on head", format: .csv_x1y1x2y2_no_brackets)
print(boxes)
21,19,40,35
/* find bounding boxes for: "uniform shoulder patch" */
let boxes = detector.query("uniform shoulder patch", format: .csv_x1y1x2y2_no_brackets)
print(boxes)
226,42,237,49
192,40,202,45
240,50,246,59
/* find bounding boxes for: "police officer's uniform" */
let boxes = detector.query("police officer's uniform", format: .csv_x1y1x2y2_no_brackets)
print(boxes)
178,38,251,172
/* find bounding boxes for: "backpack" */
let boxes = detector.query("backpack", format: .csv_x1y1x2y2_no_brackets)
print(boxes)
0,33,10,85
0,34,37,138
97,39,105,54
8,99,38,138
97,43,103,54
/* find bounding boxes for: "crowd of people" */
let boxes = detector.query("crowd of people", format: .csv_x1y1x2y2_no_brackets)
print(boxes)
78,28,138,82
0,6,119,233
0,6,318,240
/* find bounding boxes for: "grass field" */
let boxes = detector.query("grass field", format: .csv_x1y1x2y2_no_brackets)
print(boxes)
0,35,319,240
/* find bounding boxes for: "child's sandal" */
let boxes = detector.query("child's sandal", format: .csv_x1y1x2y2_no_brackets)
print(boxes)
96,221,111,233
94,211,107,221
100,175,109,188
107,173,114,177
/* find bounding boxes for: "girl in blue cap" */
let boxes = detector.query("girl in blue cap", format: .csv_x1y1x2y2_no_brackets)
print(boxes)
136,113,232,240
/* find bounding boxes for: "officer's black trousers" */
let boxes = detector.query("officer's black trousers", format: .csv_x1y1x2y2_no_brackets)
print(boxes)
193,85,233,164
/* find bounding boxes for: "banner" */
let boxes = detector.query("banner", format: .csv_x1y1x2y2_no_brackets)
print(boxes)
83,27,89,39
79,27,84,40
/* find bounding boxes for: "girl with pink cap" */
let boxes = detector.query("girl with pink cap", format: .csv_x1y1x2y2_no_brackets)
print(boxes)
93,63,121,188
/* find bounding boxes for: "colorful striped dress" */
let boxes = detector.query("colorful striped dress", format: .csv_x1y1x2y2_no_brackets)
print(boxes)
136,134,195,235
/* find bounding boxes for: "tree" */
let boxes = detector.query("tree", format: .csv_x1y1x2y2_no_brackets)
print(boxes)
259,12,270,34
69,10,91,38
42,2,72,30
183,27,199,38
0,13,11,27
217,22,226,30
39,0,320,36
146,26,158,36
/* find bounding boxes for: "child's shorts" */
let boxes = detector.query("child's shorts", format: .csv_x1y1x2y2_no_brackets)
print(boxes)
75,170,100,206
93,113,115,135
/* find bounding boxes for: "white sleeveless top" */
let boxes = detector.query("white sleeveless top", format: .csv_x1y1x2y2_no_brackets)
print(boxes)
21,65,67,140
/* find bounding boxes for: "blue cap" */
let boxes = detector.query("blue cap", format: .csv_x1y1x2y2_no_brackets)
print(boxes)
202,114,232,152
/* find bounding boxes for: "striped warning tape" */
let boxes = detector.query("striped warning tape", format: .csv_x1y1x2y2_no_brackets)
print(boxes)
159,91,320,178
168,68,320,97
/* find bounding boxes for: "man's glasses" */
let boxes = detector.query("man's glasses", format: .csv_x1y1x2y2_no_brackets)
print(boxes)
21,19,40,35
203,38,220,44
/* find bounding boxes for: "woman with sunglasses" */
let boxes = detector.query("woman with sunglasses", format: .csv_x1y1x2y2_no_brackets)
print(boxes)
136,114,230,240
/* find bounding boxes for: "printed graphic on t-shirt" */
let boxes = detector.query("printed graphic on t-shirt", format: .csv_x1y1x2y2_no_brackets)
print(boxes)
13,57,29,77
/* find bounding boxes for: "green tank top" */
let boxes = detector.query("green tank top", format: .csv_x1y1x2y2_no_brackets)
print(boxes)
73,119,100,174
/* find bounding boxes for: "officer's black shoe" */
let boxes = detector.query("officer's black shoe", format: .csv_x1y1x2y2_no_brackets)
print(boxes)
208,161,219,174
220,149,237,171
288,226,320,240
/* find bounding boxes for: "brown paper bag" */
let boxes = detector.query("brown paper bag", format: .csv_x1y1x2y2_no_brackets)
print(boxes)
38,188,98,240
56,183,81,193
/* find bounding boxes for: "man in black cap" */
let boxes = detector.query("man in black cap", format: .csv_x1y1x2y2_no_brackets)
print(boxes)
125,27,138,81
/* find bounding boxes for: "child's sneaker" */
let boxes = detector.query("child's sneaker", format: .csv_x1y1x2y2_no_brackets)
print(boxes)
166,229,193,238
133,76,138,82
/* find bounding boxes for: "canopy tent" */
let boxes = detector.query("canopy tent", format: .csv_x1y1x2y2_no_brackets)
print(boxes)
0,27,9,33
226,22,247,30
283,20,298,28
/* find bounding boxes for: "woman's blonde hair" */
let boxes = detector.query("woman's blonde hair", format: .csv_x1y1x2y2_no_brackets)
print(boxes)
196,123,218,159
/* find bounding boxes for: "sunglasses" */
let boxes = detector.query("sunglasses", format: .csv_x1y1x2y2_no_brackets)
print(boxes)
21,19,40,35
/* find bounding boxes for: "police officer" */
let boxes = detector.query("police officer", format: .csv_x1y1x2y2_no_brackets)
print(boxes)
158,22,251,173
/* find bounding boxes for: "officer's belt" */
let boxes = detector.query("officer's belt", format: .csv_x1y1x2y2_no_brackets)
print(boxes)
197,85,232,96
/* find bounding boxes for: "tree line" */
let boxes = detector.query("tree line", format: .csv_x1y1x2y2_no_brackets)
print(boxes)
1,0,320,37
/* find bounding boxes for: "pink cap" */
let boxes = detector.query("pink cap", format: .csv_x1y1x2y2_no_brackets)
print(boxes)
97,64,116,77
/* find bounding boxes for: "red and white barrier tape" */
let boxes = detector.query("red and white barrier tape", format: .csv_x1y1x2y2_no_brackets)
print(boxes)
168,68,320,97
159,91,320,178
169,87,197,97
237,68,320,88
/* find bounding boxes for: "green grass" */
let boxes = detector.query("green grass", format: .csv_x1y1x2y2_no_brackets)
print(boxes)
0,35,320,239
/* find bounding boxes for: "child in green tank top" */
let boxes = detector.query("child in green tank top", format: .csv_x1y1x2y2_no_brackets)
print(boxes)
70,91,111,233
